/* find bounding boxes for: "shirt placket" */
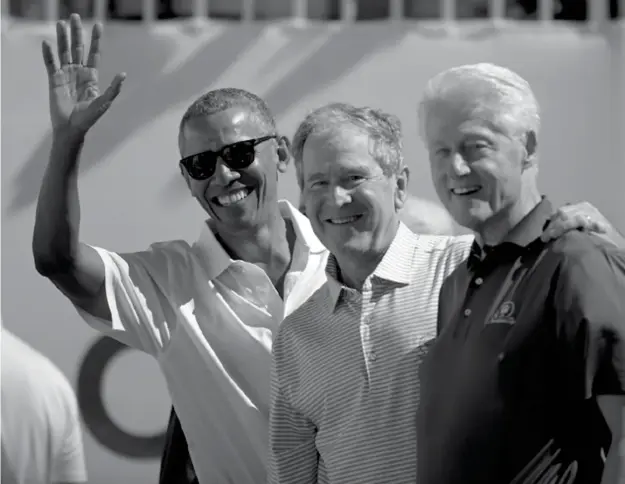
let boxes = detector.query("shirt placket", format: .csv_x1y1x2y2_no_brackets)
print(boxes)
359,278,378,383
231,262,285,327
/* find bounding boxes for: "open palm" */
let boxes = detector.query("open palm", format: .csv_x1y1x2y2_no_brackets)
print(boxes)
43,14,125,134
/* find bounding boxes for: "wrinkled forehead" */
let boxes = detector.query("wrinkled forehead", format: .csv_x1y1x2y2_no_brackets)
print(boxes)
424,93,509,144
178,107,266,158
302,128,382,176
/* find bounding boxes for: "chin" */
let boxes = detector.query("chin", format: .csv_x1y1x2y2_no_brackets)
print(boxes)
454,212,488,232
341,237,374,255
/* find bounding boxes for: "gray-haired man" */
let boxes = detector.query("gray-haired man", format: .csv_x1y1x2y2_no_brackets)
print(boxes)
268,102,623,484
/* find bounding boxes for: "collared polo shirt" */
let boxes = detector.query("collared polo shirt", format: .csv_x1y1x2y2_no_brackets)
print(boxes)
72,200,329,484
269,223,474,484
418,199,625,484
1,329,87,484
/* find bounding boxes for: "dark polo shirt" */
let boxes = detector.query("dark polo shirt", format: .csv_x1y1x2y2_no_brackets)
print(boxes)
417,198,625,484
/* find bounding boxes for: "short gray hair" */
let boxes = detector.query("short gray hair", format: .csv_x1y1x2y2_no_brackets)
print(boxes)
291,103,404,190
417,63,540,142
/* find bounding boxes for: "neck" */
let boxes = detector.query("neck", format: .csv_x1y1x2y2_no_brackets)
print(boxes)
215,208,293,266
334,221,400,290
477,186,542,246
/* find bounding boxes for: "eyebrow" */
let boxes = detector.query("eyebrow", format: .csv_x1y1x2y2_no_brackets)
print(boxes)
463,135,494,143
306,165,373,182
305,172,327,184
432,130,496,146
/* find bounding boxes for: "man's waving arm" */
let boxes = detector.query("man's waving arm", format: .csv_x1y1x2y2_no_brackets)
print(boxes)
32,14,125,320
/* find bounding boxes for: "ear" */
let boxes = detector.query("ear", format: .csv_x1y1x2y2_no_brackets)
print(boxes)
178,127,192,189
522,130,538,169
276,135,291,174
180,165,192,190
394,166,410,211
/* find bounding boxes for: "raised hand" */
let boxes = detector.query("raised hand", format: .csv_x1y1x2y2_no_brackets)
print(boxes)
42,14,126,136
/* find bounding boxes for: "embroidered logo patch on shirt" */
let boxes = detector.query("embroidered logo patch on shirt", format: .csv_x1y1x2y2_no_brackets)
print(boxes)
487,301,516,325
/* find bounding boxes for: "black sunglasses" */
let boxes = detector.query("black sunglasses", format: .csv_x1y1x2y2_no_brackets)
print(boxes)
180,135,277,181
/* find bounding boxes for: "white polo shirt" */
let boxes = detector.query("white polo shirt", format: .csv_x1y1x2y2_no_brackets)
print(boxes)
1,329,88,484
73,200,329,484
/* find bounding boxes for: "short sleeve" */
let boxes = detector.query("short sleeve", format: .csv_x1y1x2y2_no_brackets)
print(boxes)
74,242,191,355
554,244,625,398
49,382,87,484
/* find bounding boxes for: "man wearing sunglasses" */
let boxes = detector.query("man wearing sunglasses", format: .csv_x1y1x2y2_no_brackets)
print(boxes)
32,14,621,484
33,15,329,484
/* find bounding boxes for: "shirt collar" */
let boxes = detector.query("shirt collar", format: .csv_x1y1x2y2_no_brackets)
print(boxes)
194,199,326,280
502,196,554,247
326,222,417,310
468,197,553,271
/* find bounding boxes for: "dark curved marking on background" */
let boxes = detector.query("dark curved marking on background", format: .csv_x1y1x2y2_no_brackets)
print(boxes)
7,24,264,215
77,336,165,458
264,23,408,120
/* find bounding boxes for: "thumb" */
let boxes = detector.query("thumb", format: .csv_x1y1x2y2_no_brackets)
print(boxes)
89,73,127,121
592,220,610,234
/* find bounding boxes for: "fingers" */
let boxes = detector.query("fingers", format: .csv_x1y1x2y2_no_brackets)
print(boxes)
41,40,59,77
56,21,71,66
86,22,103,69
541,211,604,242
88,73,126,121
586,218,609,234
70,13,84,65
541,220,565,242
541,211,568,241
105,73,127,100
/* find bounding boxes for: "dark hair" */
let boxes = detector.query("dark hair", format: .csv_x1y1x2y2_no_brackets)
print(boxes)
179,88,276,133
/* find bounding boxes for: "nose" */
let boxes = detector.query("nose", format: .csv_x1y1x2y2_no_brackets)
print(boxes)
213,158,240,186
330,185,352,206
450,152,471,177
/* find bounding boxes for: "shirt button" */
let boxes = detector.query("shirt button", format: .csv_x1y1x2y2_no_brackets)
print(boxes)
463,308,472,317
498,352,505,361
368,352,377,362
475,277,483,286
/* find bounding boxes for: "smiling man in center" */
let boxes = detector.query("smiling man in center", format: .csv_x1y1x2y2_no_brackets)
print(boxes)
268,103,476,484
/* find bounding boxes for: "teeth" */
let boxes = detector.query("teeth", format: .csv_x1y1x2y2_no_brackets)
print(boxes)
452,187,480,195
217,188,250,206
328,215,360,225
